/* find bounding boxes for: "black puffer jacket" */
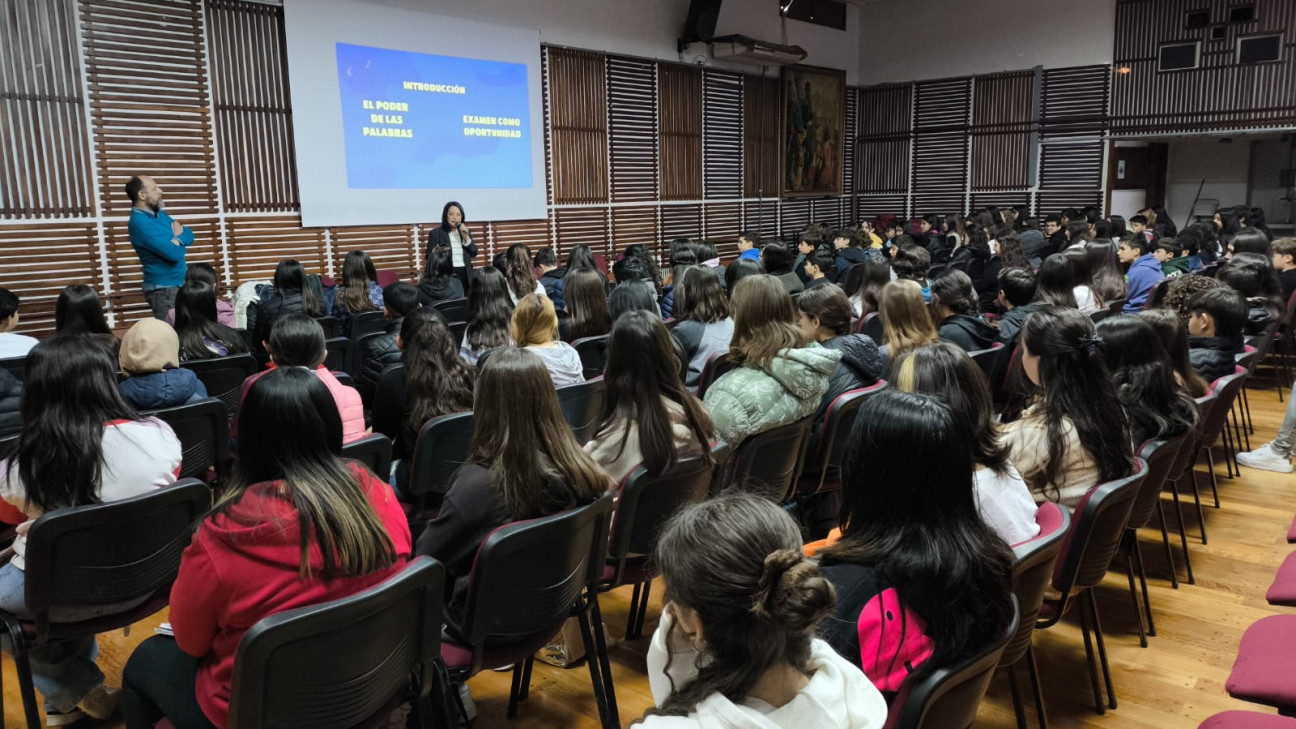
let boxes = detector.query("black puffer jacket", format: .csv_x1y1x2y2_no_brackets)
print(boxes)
938,314,999,352
358,318,403,399
810,334,884,453
248,288,314,347
0,368,20,437
1189,334,1243,384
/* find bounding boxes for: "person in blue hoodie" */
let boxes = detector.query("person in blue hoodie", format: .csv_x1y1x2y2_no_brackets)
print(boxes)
118,318,207,411
126,175,193,320
1118,233,1165,314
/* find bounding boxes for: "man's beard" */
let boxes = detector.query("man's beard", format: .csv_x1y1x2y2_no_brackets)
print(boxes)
148,200,162,213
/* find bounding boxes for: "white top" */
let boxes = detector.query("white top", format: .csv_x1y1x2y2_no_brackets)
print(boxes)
974,462,1041,546
0,333,38,360
0,418,182,570
449,230,466,268
1074,285,1102,315
643,612,887,729
508,279,548,305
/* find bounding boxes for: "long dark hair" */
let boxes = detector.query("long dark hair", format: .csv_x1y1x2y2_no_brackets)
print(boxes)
843,258,891,317
1097,315,1200,444
997,231,1029,269
340,250,379,314
895,342,1010,476
220,367,396,579
174,281,248,361
467,348,607,519
421,246,455,285
1139,308,1209,398
439,201,464,231
1036,254,1079,308
1084,240,1127,304
401,309,474,437
564,267,612,340
674,266,730,324
594,311,714,476
566,244,600,275
820,390,1014,682
273,259,322,317
1021,306,1132,500
622,244,662,291
55,284,111,336
503,243,539,301
6,338,142,512
464,266,513,351
645,493,835,719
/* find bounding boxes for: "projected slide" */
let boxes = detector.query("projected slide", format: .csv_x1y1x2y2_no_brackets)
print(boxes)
335,42,532,189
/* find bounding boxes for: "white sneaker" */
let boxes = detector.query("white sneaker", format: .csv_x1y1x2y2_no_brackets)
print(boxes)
456,682,477,721
1237,442,1294,474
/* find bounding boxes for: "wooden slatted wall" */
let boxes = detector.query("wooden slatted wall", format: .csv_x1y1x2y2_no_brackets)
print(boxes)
0,2,865,335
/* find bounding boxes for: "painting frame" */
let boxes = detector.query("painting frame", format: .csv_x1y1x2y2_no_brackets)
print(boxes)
780,64,846,197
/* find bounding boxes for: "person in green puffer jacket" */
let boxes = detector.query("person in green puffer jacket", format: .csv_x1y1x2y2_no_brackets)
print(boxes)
704,274,842,448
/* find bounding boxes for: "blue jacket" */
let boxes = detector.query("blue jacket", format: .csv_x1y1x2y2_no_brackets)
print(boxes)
1123,253,1165,313
119,368,208,411
739,248,761,262
128,208,193,287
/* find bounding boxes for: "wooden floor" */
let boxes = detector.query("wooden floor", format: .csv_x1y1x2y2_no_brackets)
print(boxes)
4,383,1294,729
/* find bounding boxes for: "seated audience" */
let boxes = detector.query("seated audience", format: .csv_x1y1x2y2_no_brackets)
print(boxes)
121,367,410,729
796,285,884,454
1140,308,1211,399
414,348,606,628
1064,246,1105,314
502,243,547,305
724,257,764,294
1001,306,1132,507
0,288,38,359
842,258,890,318
174,281,249,361
895,344,1040,546
512,293,584,387
1084,239,1128,306
1096,315,1200,447
1186,287,1248,383
802,248,837,290
621,243,662,292
725,231,762,283
608,279,661,322
929,270,997,352
560,267,612,343
247,259,324,347
691,240,727,292
459,266,514,366
643,493,887,726
761,242,804,295
996,267,1042,346
1,337,180,725
659,241,698,319
1035,254,1079,309
832,229,868,280
417,246,464,306
703,275,840,448
672,266,734,388
877,280,939,372
331,250,383,336
1118,234,1165,313
118,318,208,410
373,309,474,495
238,314,365,443
1160,274,1224,321
1155,239,1190,278
56,283,118,353
1228,226,1272,259
356,282,422,399
892,244,933,303
586,311,713,488
1217,259,1282,335
817,390,1015,700
1274,237,1296,301
534,248,564,308
164,263,236,328
0,366,17,438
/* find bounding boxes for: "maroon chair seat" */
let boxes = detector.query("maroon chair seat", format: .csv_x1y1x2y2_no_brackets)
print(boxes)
1200,711,1296,728
1227,615,1296,712
1267,552,1296,607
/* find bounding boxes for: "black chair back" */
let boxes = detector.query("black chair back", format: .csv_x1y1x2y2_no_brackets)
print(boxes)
861,311,885,342
314,316,340,339
407,412,475,501
1106,298,1127,314
968,344,1004,385
1089,308,1112,323
23,480,211,639
571,335,610,380
349,331,385,379
1003,503,1070,667
804,382,887,493
1053,459,1147,596
1128,435,1190,531
148,398,230,480
0,356,24,381
340,433,393,481
886,598,1020,729
695,351,737,398
1200,369,1246,447
721,416,814,502
181,353,258,419
228,558,445,729
349,310,388,341
558,377,606,443
458,495,614,665
323,337,350,373
606,457,712,585
432,298,468,323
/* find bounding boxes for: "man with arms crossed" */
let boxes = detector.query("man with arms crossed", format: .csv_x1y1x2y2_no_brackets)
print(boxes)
127,175,193,319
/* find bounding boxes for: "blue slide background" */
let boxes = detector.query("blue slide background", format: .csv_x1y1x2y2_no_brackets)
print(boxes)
336,42,532,189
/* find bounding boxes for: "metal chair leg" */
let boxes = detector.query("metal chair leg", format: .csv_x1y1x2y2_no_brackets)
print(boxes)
1087,590,1117,710
1189,471,1207,545
1123,536,1147,647
507,661,525,719
576,606,617,729
5,618,41,729
1026,643,1050,729
1204,446,1221,507
1221,418,1237,478
1168,482,1195,584
625,582,641,638
518,656,534,700
589,594,620,727
1008,664,1028,729
633,577,653,638
1134,538,1156,637
1155,500,1179,589
1078,592,1107,715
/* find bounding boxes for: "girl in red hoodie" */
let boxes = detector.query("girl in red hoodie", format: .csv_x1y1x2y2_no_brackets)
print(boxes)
121,367,411,729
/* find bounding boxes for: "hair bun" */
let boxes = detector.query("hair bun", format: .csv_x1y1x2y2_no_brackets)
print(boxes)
751,549,836,631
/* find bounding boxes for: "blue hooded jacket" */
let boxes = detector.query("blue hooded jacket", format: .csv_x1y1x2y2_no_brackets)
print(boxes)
119,368,208,411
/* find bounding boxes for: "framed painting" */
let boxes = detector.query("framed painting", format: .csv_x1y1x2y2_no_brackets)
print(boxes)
781,64,845,197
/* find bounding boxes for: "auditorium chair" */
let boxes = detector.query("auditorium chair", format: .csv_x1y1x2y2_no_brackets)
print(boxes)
227,557,446,729
431,297,468,323
0,481,211,729
313,315,340,339
348,310,388,340
180,353,257,420
1199,712,1296,729
601,455,713,639
404,412,474,525
147,397,231,481
440,495,618,729
0,356,24,381
1227,614,1296,715
572,334,610,379
714,416,814,503
694,351,737,398
340,432,393,482
557,377,606,443
1123,436,1190,644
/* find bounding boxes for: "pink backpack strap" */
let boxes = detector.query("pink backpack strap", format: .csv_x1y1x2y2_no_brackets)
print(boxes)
856,587,935,691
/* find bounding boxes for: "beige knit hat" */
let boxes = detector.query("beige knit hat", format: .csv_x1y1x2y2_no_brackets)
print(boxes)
119,318,180,374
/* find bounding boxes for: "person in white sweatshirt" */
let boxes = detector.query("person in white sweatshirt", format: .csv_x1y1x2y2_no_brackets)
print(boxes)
638,493,887,729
